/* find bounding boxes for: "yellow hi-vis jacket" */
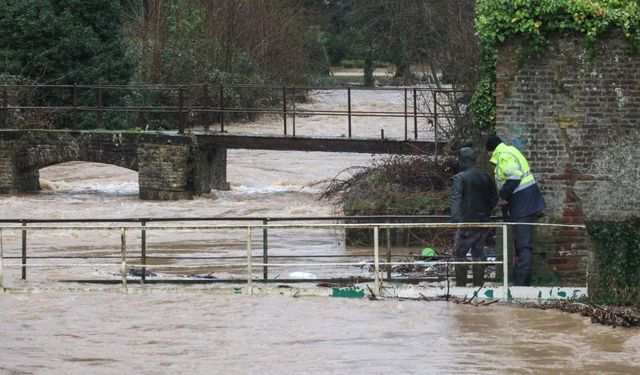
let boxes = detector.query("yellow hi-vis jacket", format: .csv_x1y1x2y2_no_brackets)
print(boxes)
489,143,536,193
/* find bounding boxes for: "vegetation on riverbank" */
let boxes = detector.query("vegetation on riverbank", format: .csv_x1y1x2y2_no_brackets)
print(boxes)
320,156,455,216
471,0,640,133
319,156,457,247
517,300,640,327
586,218,640,308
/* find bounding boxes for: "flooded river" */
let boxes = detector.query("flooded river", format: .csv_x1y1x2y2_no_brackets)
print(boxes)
1,293,639,374
0,90,638,374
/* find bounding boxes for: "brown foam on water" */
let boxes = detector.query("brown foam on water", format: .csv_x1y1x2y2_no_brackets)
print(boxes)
39,179,59,191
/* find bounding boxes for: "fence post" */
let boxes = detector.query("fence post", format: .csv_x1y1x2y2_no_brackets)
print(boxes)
263,218,269,280
1,87,8,128
178,87,184,134
247,226,253,295
0,228,5,291
386,220,392,281
348,87,352,138
433,91,438,158
203,84,210,131
413,88,418,139
502,224,509,300
72,83,78,131
121,228,127,293
96,87,103,129
446,258,450,301
21,220,26,280
141,219,147,284
219,84,225,132
186,85,192,131
282,86,287,135
404,88,408,140
374,226,381,296
292,85,296,137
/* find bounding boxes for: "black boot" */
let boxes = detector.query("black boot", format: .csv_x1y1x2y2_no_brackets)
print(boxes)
455,264,468,287
472,262,485,287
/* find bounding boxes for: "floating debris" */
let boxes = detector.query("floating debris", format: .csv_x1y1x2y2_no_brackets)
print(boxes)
128,268,156,277
517,300,640,327
288,272,317,280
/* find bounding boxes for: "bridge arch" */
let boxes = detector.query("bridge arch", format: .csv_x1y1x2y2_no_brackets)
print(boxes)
39,161,139,194
0,130,228,199
22,133,139,172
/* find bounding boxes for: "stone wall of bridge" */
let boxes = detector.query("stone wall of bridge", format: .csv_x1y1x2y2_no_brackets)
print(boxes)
496,37,640,285
0,130,228,200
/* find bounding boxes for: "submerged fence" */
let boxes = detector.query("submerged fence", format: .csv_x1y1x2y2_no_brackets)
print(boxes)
0,216,587,297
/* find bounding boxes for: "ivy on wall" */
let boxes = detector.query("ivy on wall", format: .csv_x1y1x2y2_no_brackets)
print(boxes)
470,0,640,131
587,219,640,307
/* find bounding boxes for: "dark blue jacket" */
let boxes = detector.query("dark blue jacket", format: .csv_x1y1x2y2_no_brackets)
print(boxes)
502,183,546,220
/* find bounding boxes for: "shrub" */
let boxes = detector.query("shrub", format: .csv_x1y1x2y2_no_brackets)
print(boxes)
587,218,640,307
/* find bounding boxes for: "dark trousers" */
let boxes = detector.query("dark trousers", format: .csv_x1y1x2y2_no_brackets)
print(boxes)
453,228,488,287
510,214,535,286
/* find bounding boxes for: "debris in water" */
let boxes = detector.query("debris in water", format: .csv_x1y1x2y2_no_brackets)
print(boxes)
517,300,640,327
128,268,156,277
288,272,317,280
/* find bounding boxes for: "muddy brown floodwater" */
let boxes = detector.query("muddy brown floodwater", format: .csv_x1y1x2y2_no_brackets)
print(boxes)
1,90,638,374
0,293,639,374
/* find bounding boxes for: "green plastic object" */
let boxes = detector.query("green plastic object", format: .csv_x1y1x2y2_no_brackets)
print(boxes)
421,247,437,257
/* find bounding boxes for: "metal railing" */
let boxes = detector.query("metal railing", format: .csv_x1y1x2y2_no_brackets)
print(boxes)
0,84,469,144
0,216,587,296
0,215,452,283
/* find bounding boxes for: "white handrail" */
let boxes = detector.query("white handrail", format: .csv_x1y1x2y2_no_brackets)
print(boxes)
502,224,508,298
0,221,587,296
0,228,4,291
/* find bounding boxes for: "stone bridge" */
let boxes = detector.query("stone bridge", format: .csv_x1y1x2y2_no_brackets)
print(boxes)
0,129,442,200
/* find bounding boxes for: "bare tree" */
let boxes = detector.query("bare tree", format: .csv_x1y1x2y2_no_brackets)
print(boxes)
123,0,323,84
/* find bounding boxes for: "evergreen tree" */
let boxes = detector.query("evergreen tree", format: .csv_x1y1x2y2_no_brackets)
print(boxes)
0,0,133,85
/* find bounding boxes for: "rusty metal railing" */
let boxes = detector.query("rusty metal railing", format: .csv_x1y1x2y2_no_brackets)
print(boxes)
0,84,469,148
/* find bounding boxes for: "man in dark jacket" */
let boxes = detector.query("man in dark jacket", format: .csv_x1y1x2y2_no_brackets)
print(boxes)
485,136,546,286
450,147,499,287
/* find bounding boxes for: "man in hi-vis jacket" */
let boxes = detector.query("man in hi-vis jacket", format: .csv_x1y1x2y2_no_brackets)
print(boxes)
485,136,546,286
450,147,498,287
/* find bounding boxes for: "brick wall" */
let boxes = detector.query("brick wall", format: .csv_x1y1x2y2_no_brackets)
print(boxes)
496,37,640,284
137,141,192,200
